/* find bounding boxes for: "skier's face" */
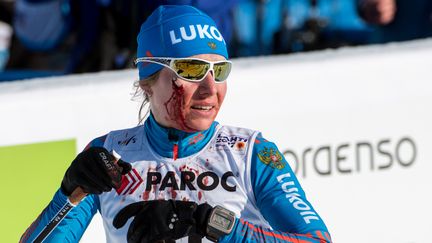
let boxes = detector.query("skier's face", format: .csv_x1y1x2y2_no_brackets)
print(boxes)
146,54,228,132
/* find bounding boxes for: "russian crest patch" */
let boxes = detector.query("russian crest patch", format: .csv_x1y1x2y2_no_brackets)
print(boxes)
257,147,286,170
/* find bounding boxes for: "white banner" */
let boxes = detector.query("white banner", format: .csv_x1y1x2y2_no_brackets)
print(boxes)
1,39,431,243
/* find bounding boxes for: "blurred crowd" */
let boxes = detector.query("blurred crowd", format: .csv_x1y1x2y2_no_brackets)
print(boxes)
0,0,431,81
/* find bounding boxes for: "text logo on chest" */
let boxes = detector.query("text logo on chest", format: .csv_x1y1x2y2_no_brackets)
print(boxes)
116,169,237,197
146,171,236,192
169,24,224,45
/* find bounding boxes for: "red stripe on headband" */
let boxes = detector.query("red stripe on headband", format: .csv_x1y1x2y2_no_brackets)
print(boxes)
139,50,155,67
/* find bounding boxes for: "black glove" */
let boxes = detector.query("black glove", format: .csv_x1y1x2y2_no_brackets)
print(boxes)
113,200,198,243
193,203,213,238
61,147,131,196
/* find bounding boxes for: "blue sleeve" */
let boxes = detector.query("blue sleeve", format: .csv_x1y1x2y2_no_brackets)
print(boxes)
20,136,107,242
20,189,99,243
220,133,332,242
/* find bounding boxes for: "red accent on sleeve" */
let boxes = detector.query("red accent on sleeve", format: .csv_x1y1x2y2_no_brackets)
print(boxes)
240,219,320,243
173,144,178,161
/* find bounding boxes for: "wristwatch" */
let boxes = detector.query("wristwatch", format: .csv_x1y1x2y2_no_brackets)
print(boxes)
206,205,236,242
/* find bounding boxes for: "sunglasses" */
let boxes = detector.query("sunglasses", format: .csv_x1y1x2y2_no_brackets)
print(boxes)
135,57,232,82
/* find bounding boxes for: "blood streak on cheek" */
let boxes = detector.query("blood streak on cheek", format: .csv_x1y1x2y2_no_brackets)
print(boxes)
164,80,192,131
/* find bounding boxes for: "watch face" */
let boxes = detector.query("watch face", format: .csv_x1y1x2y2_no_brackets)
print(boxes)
213,212,233,230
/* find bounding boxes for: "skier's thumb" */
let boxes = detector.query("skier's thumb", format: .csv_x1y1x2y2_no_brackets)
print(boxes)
117,159,132,175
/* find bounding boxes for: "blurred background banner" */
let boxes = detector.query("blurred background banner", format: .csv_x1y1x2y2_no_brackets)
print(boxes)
1,39,431,242
2,0,431,82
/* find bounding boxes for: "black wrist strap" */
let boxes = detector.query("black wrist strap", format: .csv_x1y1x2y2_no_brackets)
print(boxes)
206,229,220,242
188,233,203,243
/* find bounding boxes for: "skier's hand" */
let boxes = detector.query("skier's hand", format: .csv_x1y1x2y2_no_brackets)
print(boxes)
113,200,198,243
61,147,131,199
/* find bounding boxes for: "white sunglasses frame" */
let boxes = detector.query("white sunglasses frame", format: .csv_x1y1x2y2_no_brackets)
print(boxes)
134,57,232,83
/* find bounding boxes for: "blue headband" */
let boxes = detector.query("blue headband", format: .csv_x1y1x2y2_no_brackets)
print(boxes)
136,5,229,80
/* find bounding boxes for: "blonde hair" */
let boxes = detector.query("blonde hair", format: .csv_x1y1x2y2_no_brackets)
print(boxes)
132,71,161,125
